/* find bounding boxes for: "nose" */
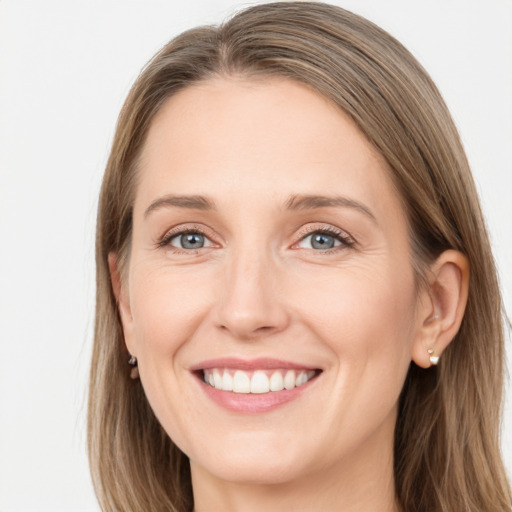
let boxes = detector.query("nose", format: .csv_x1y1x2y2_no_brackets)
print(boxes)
214,246,290,341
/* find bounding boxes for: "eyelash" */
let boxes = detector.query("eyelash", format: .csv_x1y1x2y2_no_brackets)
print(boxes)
157,224,355,254
294,226,355,253
157,226,214,254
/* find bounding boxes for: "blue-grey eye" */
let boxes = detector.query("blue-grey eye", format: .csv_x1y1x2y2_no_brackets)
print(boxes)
311,233,335,249
171,232,206,249
298,232,342,250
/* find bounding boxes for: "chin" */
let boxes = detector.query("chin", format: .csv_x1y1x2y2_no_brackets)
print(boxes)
197,453,308,486
186,429,316,485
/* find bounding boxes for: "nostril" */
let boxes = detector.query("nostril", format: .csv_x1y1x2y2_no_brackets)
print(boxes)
217,322,280,340
255,325,274,332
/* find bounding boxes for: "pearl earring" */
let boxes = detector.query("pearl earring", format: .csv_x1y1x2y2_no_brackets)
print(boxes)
427,348,439,366
128,355,139,379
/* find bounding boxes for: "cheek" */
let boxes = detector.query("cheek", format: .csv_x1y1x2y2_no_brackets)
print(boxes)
126,266,215,443
294,262,417,358
294,264,417,441
129,265,213,358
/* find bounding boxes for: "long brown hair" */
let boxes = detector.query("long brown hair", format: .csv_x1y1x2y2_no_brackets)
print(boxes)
88,2,511,510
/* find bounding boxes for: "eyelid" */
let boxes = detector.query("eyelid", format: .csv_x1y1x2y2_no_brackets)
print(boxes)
292,223,355,251
156,222,355,253
169,231,215,249
157,223,219,250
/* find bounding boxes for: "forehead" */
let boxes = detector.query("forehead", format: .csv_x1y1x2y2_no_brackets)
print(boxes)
135,77,402,221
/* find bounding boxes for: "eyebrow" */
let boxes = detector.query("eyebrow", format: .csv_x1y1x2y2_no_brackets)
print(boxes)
144,194,216,218
144,193,376,223
284,194,377,223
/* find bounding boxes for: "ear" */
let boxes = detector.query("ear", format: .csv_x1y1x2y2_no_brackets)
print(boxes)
412,250,470,368
108,252,136,357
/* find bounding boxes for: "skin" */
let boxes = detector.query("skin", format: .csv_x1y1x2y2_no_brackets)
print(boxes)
111,77,469,512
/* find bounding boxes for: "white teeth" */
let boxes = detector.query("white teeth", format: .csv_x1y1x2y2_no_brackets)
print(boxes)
284,370,296,390
296,370,313,387
233,370,251,393
250,371,270,394
203,368,317,394
269,371,284,391
213,369,223,389
221,371,233,391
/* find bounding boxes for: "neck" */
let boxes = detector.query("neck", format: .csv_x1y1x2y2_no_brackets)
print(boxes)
191,413,400,512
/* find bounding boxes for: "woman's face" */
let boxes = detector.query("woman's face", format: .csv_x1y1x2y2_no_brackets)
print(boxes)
117,77,425,485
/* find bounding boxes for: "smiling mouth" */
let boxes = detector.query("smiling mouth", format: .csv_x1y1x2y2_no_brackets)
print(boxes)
201,368,320,394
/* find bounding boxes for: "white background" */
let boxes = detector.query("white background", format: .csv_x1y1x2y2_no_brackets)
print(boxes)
0,1,510,510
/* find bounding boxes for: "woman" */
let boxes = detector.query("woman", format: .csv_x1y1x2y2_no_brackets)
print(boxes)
88,2,511,511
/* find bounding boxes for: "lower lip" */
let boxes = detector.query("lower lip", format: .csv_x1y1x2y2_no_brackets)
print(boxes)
197,374,318,414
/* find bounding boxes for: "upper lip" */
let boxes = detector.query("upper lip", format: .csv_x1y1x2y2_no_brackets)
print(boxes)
189,357,320,372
